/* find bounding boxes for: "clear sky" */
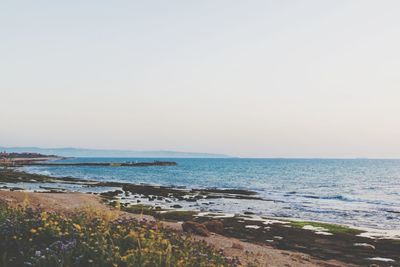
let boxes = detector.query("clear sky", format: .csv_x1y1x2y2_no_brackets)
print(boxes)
1,0,400,158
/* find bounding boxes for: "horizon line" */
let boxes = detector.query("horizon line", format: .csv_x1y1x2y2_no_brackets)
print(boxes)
2,146,400,160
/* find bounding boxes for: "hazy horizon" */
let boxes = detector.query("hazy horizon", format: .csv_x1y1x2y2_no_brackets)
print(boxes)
2,1,400,158
4,145,400,159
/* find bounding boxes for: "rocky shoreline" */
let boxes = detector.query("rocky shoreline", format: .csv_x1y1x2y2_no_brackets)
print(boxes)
1,168,400,266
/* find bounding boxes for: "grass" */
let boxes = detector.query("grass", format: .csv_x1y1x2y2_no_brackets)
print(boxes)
289,220,363,235
0,200,239,267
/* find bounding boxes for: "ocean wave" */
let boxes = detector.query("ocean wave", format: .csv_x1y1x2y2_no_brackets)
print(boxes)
300,194,358,202
20,167,52,176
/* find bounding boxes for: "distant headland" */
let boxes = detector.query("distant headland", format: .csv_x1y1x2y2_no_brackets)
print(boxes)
0,146,233,158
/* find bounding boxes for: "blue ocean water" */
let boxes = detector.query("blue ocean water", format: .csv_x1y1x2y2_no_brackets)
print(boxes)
22,158,400,230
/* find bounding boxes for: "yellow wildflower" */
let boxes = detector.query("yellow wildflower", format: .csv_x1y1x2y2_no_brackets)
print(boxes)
40,211,48,221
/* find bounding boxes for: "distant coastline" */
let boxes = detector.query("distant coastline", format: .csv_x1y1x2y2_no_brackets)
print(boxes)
0,146,233,158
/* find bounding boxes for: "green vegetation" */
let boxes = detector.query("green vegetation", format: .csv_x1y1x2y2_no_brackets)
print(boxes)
157,211,197,221
122,204,158,216
289,220,363,235
390,239,400,245
0,201,238,267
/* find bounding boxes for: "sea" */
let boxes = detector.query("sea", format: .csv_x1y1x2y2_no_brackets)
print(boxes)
21,158,400,230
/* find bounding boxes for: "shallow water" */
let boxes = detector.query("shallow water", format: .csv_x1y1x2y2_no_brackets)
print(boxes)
22,158,400,230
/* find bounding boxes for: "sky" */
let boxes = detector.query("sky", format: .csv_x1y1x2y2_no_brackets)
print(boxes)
1,0,400,158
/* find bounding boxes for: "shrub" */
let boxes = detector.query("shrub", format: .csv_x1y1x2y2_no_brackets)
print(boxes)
0,201,238,267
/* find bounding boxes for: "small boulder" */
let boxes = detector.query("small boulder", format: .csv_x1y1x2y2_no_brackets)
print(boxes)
182,221,210,237
232,242,244,250
204,220,224,234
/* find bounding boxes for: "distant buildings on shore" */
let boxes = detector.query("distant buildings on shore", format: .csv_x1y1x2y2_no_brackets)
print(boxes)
0,151,53,159
0,152,58,167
